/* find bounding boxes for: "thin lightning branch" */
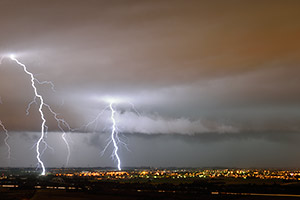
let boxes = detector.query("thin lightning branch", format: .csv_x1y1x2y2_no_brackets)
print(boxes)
72,106,109,132
41,139,54,155
35,79,56,92
0,120,10,160
116,133,131,153
44,104,71,166
99,139,112,157
26,97,37,115
127,102,141,116
42,125,55,153
30,138,54,154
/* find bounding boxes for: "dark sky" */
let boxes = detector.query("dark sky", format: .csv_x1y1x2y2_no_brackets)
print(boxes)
0,0,300,168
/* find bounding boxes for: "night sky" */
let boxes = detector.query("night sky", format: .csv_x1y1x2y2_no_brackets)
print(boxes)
0,0,300,168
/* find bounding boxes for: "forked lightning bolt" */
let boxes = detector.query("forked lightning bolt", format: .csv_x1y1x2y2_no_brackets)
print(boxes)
109,101,121,170
2,54,137,172
75,101,122,170
8,55,71,175
9,55,47,175
79,98,140,171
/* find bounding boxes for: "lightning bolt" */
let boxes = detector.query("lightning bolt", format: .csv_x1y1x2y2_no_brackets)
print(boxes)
77,97,139,171
109,101,121,170
0,120,10,160
9,55,47,175
73,104,122,169
44,104,71,166
8,55,71,175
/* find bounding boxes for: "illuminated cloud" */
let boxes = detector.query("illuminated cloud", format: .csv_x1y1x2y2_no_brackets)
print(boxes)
1,0,300,167
118,113,238,135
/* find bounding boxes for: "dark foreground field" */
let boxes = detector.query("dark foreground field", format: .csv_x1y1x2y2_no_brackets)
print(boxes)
2,189,300,200
2,180,300,200
28,189,300,200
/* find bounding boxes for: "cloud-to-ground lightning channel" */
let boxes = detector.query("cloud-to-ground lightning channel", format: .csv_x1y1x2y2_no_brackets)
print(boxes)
73,103,123,170
9,55,71,175
10,55,47,175
77,98,140,171
0,120,11,160
109,102,121,170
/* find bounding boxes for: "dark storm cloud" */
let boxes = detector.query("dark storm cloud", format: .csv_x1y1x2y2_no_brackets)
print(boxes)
0,0,299,129
134,131,300,145
0,0,300,167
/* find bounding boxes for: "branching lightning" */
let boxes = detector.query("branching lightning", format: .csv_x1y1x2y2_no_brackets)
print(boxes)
78,97,140,171
10,55,47,175
44,104,71,166
8,55,71,175
109,101,121,170
1,54,139,172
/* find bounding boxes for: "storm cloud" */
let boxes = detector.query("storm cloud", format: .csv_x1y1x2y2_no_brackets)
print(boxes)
0,0,300,168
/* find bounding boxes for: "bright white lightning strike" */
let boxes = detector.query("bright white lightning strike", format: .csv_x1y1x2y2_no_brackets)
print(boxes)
80,97,140,171
8,55,72,175
109,101,121,171
10,56,47,175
